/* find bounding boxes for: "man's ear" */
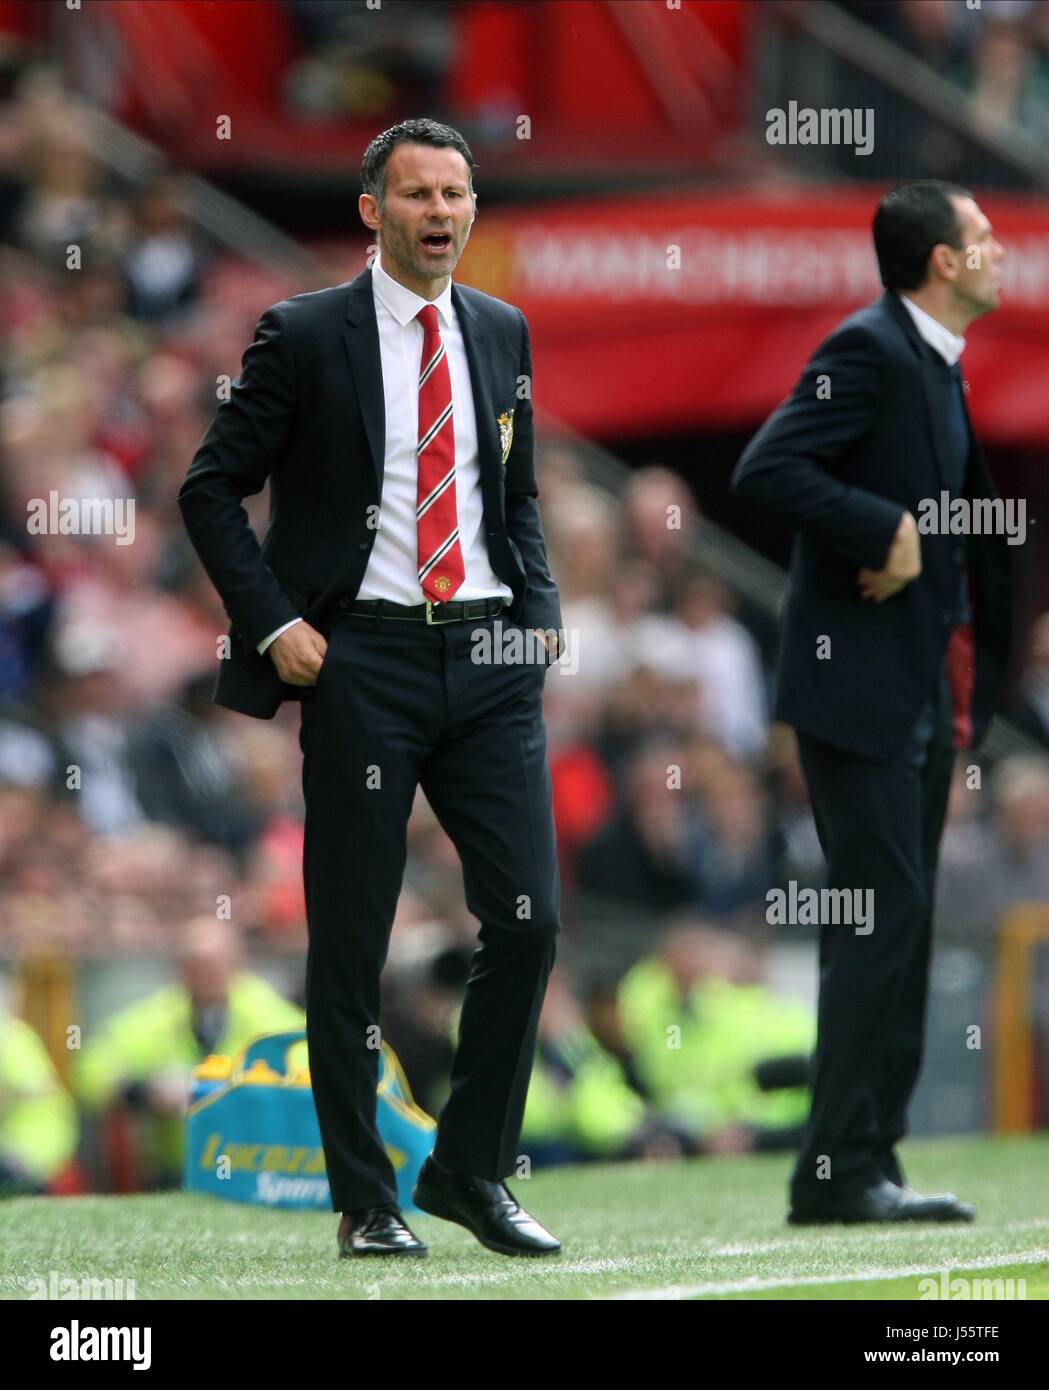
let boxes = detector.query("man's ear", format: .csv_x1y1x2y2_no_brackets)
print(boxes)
359,193,380,234
930,242,960,283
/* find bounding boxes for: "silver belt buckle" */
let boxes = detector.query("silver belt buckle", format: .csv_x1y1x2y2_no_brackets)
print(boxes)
425,600,447,625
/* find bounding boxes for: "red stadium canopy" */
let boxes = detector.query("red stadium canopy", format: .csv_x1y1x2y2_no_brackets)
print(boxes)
454,186,1049,448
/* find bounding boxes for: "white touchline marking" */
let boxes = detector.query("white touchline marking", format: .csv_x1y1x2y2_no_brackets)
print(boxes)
397,1256,645,1287
327,1256,644,1284
711,1241,796,1256
606,1248,1049,1300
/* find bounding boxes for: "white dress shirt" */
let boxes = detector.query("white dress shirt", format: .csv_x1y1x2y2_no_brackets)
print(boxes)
898,293,966,366
258,253,510,654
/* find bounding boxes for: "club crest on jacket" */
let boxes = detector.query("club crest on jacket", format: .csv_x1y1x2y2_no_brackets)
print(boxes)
497,409,514,465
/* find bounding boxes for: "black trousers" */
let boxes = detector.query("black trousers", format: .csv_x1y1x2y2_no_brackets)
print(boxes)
298,607,560,1213
791,669,955,1200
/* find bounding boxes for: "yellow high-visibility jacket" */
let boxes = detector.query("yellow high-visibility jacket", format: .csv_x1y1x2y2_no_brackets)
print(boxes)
617,960,814,1138
74,972,305,1111
0,1015,78,1185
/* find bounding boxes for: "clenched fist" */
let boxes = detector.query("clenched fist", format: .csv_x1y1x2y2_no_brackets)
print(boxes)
269,620,328,685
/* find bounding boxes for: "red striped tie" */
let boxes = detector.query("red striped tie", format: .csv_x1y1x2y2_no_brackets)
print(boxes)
416,304,464,603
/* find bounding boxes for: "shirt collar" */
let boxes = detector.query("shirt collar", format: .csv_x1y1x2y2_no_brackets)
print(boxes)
897,293,966,367
372,252,454,330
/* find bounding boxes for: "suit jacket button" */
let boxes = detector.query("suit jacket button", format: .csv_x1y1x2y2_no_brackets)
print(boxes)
357,540,370,550
942,610,953,625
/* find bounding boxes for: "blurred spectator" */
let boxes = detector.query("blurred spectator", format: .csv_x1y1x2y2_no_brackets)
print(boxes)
73,917,304,1189
1010,611,1049,746
691,762,778,921
938,756,996,874
379,928,471,1121
615,925,814,1154
282,0,457,122
838,1,972,74
890,0,972,67
548,739,615,892
547,484,620,688
589,666,697,789
622,467,698,606
15,115,121,266
637,571,768,759
45,512,218,710
120,175,206,325
43,624,144,835
129,671,266,861
935,754,1049,939
0,710,52,790
576,741,704,914
0,1007,78,1197
520,970,685,1167
0,538,54,704
839,0,1049,181
959,3,1049,145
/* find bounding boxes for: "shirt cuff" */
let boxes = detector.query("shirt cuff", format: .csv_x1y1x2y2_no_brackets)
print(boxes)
257,617,303,655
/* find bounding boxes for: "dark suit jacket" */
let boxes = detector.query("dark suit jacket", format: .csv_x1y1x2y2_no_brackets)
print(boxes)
732,290,1013,759
179,268,562,719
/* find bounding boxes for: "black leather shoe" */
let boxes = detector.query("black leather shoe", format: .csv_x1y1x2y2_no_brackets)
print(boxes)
896,1186,975,1221
337,1205,428,1257
788,1179,975,1226
413,1156,561,1257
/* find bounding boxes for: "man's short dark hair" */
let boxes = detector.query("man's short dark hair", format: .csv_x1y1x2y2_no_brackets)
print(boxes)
360,117,476,209
872,181,972,292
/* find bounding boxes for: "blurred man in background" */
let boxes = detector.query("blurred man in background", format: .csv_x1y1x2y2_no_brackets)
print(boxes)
936,753,1049,939
0,1006,77,1197
74,916,303,1189
520,969,683,1167
615,925,813,1156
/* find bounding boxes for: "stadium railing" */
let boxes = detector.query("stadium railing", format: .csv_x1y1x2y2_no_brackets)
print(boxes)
757,0,1049,191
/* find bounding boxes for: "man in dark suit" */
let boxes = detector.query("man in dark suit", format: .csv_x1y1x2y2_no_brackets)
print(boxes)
733,182,1013,1224
179,118,563,1258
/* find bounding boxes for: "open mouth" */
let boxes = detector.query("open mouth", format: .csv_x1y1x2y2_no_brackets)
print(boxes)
421,232,452,255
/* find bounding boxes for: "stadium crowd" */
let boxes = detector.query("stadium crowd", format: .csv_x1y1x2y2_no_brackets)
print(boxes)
844,0,1049,146
821,0,1049,188
0,74,1047,1194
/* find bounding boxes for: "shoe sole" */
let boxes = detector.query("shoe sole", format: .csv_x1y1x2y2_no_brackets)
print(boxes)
787,1209,975,1226
413,1188,561,1258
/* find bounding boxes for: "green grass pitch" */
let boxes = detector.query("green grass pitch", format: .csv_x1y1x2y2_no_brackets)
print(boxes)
2,1135,1047,1300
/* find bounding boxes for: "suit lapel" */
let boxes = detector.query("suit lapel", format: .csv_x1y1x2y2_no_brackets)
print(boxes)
883,290,949,492
452,282,505,520
918,357,950,494
343,268,385,499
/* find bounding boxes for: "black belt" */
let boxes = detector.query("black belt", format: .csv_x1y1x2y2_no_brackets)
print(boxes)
336,596,509,625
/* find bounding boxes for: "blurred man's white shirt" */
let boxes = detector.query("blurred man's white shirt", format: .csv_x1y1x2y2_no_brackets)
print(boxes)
637,612,767,759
